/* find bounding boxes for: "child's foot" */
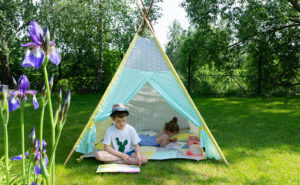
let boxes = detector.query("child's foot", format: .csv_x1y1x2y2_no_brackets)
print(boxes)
104,160,125,164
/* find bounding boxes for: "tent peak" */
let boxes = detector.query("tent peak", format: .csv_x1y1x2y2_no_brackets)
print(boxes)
136,0,155,36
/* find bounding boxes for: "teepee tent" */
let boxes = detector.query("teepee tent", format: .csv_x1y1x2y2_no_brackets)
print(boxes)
64,1,227,165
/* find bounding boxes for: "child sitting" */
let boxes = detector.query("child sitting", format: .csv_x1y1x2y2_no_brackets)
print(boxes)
139,117,180,147
95,103,148,166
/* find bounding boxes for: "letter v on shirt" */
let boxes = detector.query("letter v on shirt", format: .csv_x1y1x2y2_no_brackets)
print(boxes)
102,124,141,153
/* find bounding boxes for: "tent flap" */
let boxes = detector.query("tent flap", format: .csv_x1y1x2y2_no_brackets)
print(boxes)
93,68,151,122
75,124,96,154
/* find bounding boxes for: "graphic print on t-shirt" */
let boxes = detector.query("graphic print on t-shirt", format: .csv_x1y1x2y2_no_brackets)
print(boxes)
116,137,128,152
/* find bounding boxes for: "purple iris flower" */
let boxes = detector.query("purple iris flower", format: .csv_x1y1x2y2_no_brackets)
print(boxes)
21,21,61,68
8,75,39,111
11,153,29,160
36,139,47,152
34,151,48,175
31,181,43,185
32,139,48,175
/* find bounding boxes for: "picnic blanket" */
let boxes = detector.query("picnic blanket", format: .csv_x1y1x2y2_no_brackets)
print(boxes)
82,132,206,161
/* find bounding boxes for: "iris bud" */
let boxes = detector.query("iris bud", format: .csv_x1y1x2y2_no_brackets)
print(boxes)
29,127,36,151
44,27,50,55
49,75,54,91
12,76,17,87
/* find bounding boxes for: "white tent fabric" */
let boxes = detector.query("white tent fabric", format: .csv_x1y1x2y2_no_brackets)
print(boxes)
124,37,169,71
126,82,189,131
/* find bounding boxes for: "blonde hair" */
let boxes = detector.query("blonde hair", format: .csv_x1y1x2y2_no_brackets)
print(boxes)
164,117,180,133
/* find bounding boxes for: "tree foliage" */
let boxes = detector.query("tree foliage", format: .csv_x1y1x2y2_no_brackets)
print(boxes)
1,0,163,93
167,0,300,95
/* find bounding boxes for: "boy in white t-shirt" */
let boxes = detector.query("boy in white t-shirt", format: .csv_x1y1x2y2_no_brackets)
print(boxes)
95,103,148,166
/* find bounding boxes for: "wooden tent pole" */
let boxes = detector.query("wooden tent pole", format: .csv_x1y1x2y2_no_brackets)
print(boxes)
140,0,154,36
140,0,146,10
136,3,156,35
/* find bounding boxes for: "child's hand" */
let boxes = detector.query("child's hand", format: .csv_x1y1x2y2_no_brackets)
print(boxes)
169,138,178,142
136,153,142,166
121,153,130,162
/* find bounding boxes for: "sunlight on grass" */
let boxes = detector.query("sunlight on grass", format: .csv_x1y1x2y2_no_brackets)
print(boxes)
262,109,292,113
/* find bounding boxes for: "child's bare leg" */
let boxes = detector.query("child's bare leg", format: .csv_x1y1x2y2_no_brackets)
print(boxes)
95,151,122,162
126,153,148,165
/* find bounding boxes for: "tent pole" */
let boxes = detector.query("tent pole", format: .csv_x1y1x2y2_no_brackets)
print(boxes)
140,0,154,35
136,3,156,35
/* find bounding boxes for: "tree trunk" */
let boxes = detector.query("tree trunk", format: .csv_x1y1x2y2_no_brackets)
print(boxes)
59,63,62,80
257,54,262,95
188,55,191,93
0,44,12,87
96,0,104,92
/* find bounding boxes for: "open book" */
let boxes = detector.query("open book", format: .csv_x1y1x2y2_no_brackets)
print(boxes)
166,142,187,150
96,164,140,173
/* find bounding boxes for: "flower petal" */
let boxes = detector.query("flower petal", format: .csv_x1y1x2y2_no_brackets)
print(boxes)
21,42,37,47
33,95,39,109
49,46,61,66
8,97,20,112
22,49,36,68
31,182,35,185
34,164,42,175
45,155,49,167
25,90,38,96
22,47,45,69
10,155,22,160
42,140,47,150
20,75,30,96
50,41,55,46
27,47,45,68
10,91,21,97
36,139,47,152
29,21,44,44
35,151,40,162
11,153,29,160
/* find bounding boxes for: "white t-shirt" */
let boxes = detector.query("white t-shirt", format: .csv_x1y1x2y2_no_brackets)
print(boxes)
102,124,141,153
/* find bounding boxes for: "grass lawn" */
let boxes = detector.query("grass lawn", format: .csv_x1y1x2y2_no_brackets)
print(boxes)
1,94,300,184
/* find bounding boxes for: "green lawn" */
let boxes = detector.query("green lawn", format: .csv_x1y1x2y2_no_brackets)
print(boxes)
1,94,300,184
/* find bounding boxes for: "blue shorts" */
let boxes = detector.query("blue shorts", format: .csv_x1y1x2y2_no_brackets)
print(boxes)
139,134,160,147
126,150,135,156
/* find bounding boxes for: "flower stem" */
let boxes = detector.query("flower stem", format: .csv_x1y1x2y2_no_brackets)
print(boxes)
1,93,10,185
49,127,62,173
27,160,32,185
40,101,46,155
43,60,55,185
20,100,26,185
3,123,10,185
